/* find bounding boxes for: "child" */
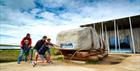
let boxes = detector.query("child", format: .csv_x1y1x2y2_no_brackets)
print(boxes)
23,40,30,61
18,39,31,64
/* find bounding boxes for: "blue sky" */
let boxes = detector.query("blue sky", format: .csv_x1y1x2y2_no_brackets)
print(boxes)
0,0,140,45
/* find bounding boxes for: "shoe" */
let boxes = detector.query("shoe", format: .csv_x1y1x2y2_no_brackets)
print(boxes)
17,61,20,64
17,62,20,64
24,58,27,62
32,61,37,67
47,61,53,64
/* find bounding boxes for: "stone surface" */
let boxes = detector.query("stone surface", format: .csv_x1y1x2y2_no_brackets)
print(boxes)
57,27,101,50
57,27,92,50
91,28,101,50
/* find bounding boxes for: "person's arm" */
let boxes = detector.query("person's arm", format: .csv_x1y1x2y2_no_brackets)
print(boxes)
20,37,25,49
49,42,54,47
52,44,61,49
28,38,32,48
46,41,53,47
48,42,61,48
53,44,60,47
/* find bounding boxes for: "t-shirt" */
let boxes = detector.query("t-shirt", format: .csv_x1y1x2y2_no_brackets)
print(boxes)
34,39,46,51
23,44,29,52
38,44,49,55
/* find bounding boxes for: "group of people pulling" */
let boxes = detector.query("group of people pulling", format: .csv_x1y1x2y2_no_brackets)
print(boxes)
17,33,56,66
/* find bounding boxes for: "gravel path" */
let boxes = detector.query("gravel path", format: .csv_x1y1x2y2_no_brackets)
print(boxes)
0,62,96,71
0,54,140,71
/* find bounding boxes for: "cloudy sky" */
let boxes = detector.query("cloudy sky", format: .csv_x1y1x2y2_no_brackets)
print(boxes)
0,0,140,45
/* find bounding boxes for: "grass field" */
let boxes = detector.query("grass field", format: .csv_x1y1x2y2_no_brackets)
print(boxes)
0,44,19,47
0,48,58,63
0,48,100,64
0,50,19,63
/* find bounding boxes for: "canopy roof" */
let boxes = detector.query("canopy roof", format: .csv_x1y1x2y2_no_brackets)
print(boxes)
80,15,140,31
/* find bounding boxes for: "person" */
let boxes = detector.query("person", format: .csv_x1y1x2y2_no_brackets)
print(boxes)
17,33,32,64
32,38,54,66
38,38,54,63
33,36,47,63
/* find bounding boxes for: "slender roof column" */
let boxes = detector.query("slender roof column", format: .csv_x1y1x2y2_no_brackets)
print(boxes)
117,25,121,53
105,26,110,53
114,20,117,52
129,17,136,54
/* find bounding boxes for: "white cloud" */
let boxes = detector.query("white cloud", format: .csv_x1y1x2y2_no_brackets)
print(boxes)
0,0,140,45
0,5,80,45
39,11,57,21
0,0,35,10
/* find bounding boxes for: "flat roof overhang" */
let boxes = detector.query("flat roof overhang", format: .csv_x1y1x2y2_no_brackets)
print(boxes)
80,15,140,31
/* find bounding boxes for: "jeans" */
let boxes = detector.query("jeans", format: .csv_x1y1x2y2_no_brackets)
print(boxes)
17,49,30,64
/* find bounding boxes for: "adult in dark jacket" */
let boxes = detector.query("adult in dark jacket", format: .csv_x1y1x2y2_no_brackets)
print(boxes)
37,38,54,64
34,36,47,63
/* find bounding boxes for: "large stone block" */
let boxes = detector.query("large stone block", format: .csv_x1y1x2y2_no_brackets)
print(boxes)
57,27,101,50
91,28,101,50
57,28,92,50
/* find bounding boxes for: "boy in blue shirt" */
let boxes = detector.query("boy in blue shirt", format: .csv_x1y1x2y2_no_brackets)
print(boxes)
18,39,31,64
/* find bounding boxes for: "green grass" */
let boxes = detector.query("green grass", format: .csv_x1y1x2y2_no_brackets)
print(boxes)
86,60,101,64
0,50,20,63
50,48,56,56
0,48,61,63
0,44,19,47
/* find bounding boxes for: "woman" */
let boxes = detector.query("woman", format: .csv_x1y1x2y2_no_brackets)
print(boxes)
17,33,32,64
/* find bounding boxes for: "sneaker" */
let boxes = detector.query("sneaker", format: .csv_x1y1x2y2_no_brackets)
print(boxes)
17,60,20,64
32,61,37,67
17,62,20,64
47,61,53,64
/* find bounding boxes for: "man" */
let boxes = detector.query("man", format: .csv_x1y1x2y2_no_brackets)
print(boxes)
17,33,32,64
33,36,47,63
38,38,54,63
